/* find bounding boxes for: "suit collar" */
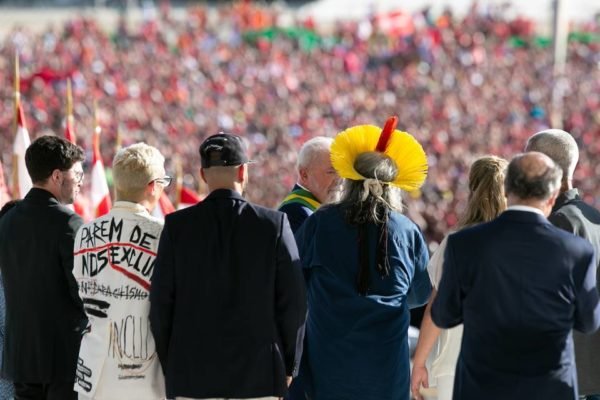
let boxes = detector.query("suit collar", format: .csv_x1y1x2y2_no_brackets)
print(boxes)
552,188,580,212
506,205,545,216
205,188,245,202
499,209,551,225
25,187,60,205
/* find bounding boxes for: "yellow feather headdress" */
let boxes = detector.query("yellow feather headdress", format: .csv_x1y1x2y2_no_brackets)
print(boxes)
330,116,428,191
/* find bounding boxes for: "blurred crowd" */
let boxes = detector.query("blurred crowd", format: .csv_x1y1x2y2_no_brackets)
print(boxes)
0,2,598,245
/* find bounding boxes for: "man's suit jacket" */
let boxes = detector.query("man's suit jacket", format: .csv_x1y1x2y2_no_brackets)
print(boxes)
150,189,306,399
550,189,600,395
278,185,320,233
0,188,86,383
432,209,600,400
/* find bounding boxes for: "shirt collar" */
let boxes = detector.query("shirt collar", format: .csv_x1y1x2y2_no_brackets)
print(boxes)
552,188,580,212
506,205,545,216
111,201,152,216
296,182,311,192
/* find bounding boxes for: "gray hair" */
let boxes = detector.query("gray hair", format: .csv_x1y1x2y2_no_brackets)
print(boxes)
297,136,333,169
524,129,578,182
505,153,562,201
340,152,403,225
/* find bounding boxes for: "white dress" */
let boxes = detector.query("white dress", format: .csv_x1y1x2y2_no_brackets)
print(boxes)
427,235,464,400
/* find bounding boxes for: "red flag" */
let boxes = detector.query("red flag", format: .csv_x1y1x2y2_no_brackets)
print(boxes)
90,111,111,218
178,186,201,209
64,79,90,220
12,54,33,200
152,192,176,220
0,159,11,208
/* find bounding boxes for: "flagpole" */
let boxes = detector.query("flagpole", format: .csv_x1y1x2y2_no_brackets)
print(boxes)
115,123,123,154
66,78,76,144
14,51,19,134
93,100,102,162
175,156,182,209
551,0,568,129
12,51,21,198
67,79,73,119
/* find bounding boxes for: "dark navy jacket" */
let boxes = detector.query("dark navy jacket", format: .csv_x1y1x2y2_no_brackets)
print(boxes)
432,210,600,400
0,188,85,383
278,185,320,233
150,189,306,399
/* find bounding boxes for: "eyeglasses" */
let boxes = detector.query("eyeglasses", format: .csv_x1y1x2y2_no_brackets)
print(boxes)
73,170,84,183
151,176,172,188
63,169,84,184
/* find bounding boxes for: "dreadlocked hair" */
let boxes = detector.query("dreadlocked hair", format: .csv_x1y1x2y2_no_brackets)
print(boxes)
339,152,403,295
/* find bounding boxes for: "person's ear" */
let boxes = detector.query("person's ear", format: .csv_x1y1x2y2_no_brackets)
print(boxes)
298,167,308,183
200,168,207,184
148,180,159,196
547,190,559,209
51,169,62,185
237,164,246,182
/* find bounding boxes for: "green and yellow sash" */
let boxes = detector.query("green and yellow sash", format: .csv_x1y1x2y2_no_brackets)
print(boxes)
279,187,320,211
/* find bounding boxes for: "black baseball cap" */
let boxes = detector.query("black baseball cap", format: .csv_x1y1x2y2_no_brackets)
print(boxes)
199,133,253,168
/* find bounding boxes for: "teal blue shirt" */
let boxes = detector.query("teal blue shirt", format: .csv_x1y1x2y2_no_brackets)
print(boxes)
294,205,431,400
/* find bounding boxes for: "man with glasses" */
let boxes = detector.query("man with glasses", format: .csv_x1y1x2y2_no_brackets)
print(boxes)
0,135,86,400
73,143,168,400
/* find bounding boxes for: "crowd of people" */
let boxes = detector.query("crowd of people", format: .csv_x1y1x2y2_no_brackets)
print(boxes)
1,121,599,400
0,2,598,246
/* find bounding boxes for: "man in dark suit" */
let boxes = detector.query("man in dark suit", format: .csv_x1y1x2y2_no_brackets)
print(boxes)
278,136,339,233
0,135,86,400
526,129,600,399
432,152,600,400
150,133,306,400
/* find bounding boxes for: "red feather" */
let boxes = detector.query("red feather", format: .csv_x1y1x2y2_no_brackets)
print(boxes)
375,116,398,152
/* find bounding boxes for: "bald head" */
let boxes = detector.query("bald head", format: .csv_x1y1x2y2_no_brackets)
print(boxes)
201,164,248,194
525,129,578,187
505,152,562,202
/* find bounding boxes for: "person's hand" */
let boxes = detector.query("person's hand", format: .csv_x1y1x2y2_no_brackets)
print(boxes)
410,364,429,400
278,376,293,400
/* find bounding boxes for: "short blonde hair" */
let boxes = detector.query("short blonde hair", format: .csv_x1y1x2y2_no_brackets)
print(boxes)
112,143,165,202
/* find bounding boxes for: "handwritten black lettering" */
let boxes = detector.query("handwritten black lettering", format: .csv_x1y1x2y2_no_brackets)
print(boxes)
138,232,156,250
81,249,109,277
129,225,142,245
108,315,153,361
76,357,93,392
109,218,124,242
79,217,124,248
83,298,111,319
78,280,149,301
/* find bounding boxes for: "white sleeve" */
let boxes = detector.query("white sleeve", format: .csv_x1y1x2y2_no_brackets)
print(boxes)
427,235,449,289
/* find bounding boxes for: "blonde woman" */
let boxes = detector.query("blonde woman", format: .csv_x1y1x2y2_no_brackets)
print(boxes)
411,155,508,400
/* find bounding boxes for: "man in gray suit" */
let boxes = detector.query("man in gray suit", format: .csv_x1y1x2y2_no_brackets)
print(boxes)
526,129,600,400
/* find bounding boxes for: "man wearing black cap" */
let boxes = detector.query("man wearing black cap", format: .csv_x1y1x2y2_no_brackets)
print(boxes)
150,133,307,400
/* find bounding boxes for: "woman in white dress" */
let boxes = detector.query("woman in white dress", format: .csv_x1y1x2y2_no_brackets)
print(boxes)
410,156,508,400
